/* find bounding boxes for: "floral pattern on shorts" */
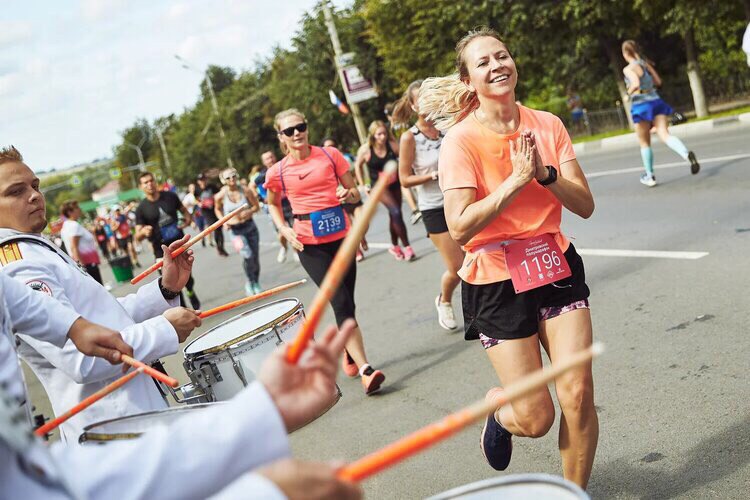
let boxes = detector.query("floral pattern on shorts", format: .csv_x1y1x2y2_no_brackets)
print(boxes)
478,299,590,350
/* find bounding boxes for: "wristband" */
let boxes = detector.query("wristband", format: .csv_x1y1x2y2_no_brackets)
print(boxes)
158,278,181,300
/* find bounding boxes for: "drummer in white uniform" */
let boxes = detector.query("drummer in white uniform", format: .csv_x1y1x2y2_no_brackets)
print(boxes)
0,146,202,442
0,268,361,500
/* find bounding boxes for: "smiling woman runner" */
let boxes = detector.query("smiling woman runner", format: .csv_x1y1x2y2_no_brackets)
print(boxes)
215,167,262,296
264,109,386,395
419,28,598,488
393,80,464,331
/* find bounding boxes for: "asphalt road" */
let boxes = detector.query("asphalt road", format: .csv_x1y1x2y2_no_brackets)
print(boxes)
25,121,750,499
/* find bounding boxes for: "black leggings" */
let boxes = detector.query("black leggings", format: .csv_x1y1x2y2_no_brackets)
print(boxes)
381,182,410,246
298,239,357,326
205,216,226,251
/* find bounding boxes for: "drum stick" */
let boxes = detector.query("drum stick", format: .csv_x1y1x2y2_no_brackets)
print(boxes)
35,367,145,437
130,203,248,284
121,354,179,387
199,279,308,319
337,343,603,482
285,161,398,364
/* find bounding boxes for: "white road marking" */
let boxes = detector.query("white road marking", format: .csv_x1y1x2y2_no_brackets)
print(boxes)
261,241,708,260
577,248,709,260
586,153,750,179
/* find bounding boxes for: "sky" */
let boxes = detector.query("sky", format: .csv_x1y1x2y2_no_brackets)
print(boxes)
1,0,349,172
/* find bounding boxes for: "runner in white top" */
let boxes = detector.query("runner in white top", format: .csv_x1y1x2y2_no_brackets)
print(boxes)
395,80,464,330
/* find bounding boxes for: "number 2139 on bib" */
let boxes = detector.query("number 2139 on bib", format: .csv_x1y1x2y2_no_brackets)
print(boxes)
503,234,572,294
310,205,346,237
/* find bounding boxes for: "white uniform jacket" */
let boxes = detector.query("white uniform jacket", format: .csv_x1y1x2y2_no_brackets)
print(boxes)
0,275,289,500
0,229,180,442
0,273,289,500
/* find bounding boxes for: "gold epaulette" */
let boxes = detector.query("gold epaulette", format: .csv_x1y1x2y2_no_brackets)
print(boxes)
0,242,23,266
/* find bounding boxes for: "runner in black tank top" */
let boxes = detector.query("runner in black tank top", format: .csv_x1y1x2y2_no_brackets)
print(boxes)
355,120,415,261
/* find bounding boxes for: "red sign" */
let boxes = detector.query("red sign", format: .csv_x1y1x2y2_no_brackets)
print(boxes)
503,234,571,294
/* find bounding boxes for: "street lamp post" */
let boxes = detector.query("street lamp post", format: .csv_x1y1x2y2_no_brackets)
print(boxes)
174,54,234,169
123,142,145,188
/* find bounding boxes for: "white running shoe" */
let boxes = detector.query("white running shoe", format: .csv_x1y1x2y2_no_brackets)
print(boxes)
435,294,458,330
640,173,657,187
277,246,288,263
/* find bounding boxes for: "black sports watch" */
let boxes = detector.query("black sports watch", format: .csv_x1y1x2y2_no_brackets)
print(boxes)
158,278,181,301
538,165,558,186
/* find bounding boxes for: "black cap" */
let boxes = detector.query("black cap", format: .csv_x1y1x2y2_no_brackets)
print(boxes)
197,173,206,180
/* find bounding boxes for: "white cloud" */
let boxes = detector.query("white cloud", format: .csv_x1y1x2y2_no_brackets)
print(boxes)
1,1,352,171
80,0,127,22
0,22,32,48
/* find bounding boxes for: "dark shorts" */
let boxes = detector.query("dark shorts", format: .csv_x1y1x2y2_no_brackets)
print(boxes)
116,235,132,250
298,238,357,326
342,200,363,215
421,207,449,235
462,243,590,341
631,98,674,124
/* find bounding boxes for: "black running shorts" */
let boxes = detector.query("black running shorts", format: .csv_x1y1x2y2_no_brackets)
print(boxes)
461,244,590,341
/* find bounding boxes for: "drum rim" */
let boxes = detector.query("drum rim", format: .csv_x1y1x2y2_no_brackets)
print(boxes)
425,473,589,499
184,298,302,356
78,403,220,443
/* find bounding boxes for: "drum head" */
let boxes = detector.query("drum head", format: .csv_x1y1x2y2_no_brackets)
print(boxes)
79,404,219,444
185,298,301,356
426,474,589,500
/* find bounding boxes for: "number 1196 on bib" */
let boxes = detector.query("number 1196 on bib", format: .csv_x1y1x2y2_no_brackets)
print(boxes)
503,234,572,294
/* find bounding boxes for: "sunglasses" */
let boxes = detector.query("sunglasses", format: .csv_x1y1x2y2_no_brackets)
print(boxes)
223,174,238,181
279,122,308,137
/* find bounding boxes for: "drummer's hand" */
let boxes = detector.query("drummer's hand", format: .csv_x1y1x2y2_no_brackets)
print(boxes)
67,318,133,364
161,235,194,291
279,226,304,252
163,307,202,343
259,319,356,432
258,459,362,500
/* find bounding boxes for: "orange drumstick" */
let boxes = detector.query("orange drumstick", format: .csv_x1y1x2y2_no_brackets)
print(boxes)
35,367,145,437
199,279,308,319
121,354,178,387
337,343,603,482
131,203,248,284
285,161,398,364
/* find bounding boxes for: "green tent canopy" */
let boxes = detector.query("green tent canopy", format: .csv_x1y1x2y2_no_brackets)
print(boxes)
79,188,145,212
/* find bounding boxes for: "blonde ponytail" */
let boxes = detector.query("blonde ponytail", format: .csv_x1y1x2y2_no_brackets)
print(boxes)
418,74,478,131
417,27,502,131
391,79,423,128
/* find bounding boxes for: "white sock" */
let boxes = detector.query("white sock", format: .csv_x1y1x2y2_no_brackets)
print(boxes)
358,364,371,377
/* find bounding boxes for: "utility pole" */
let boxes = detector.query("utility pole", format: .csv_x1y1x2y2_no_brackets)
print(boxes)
322,1,367,145
175,55,234,169
154,128,172,178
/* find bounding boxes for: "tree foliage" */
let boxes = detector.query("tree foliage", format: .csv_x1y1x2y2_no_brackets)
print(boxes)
104,0,748,188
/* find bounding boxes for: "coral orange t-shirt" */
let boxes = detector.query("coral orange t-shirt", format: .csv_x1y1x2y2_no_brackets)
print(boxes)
264,146,351,245
439,106,576,285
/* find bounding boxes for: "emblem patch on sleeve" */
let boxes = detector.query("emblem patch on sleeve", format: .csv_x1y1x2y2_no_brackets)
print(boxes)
0,243,23,266
26,279,53,296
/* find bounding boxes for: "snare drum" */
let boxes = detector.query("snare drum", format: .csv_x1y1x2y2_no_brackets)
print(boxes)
79,404,217,444
182,299,306,403
427,474,589,499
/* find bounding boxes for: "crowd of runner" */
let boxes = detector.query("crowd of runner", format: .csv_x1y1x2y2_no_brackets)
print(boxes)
1,25,716,499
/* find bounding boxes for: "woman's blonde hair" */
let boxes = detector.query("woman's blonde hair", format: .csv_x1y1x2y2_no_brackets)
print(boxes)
367,120,393,149
418,27,504,131
622,40,655,66
220,167,238,185
390,80,424,128
274,108,307,154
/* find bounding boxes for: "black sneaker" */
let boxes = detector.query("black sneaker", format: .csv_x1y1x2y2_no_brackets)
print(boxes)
187,291,201,310
480,411,513,471
688,151,700,175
